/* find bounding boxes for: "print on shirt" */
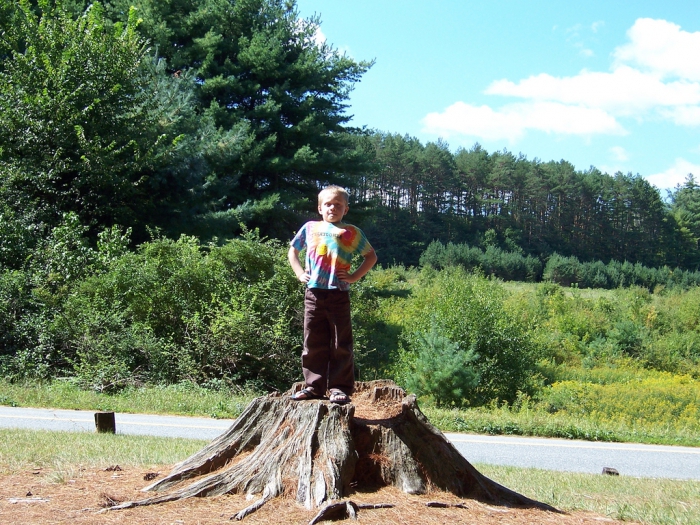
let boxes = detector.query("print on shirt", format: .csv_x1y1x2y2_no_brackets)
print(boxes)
291,221,373,291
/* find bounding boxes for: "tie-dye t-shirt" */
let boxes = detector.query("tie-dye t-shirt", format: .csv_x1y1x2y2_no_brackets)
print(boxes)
291,221,373,291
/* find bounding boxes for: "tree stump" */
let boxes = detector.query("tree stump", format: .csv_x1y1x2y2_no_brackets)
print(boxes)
109,380,556,517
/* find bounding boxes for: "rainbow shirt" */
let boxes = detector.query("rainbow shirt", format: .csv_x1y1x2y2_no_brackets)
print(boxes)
291,220,373,291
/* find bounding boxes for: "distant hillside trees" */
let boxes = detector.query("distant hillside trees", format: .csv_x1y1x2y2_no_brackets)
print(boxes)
351,134,699,271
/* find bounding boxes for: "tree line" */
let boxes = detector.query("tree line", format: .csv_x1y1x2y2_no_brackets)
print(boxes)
420,240,700,291
350,134,700,270
2,1,700,275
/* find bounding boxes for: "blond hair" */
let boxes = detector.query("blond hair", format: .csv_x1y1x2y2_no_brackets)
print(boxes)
317,185,349,206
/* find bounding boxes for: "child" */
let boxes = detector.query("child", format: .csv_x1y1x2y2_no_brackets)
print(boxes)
287,185,377,404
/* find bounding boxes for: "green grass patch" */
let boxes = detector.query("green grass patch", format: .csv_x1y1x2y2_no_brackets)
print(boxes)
479,463,700,525
0,428,207,474
0,380,257,419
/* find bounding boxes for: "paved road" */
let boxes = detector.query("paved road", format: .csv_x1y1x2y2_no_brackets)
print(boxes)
445,433,700,481
0,406,231,440
1,406,698,480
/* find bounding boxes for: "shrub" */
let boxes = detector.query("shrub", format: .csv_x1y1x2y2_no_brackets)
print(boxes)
419,241,542,282
395,267,540,404
608,320,646,357
542,253,579,287
643,331,700,375
51,232,304,391
539,373,700,432
401,324,480,407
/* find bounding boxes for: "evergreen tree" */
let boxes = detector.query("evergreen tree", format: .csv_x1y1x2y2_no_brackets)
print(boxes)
670,174,700,269
103,0,373,215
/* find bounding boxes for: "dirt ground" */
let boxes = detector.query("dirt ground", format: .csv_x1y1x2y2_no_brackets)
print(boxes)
0,384,641,524
0,465,634,525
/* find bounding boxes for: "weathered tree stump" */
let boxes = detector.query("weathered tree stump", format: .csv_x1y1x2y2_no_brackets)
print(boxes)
109,380,557,518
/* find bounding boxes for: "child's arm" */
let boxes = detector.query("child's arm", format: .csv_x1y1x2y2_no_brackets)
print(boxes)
288,246,310,283
337,249,377,284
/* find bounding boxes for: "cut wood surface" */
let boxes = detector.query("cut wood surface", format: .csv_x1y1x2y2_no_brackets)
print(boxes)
110,380,558,518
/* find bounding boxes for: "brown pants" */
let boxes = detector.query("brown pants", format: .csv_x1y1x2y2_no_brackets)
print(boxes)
302,288,354,395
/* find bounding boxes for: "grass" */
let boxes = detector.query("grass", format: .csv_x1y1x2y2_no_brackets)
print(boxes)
0,428,207,475
0,379,256,419
477,463,700,525
423,404,700,447
0,427,697,525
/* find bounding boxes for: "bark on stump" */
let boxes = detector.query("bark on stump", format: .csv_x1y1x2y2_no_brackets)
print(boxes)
110,380,556,517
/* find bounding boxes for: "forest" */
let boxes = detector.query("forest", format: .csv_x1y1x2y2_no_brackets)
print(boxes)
2,1,700,271
1,0,699,435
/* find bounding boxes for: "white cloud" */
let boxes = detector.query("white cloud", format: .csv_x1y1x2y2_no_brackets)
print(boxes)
486,66,700,116
591,21,605,33
610,146,628,161
313,26,327,46
423,18,700,143
660,106,700,126
305,24,354,57
422,101,625,142
614,18,700,81
646,158,700,190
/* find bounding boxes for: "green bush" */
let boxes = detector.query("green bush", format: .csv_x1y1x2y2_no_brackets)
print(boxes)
37,232,304,391
539,373,700,432
543,253,700,291
542,253,579,287
394,267,541,404
401,324,479,407
420,240,542,282
643,331,700,375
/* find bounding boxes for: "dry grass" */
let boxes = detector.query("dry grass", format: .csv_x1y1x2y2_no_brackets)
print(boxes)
0,465,629,524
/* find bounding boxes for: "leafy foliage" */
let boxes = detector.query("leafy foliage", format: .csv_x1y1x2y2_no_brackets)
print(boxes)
51,232,304,391
542,373,699,431
401,324,480,407
0,2,209,239
542,253,700,290
393,267,541,405
420,240,543,281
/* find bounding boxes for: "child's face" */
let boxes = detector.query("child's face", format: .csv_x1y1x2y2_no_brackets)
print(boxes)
318,192,349,223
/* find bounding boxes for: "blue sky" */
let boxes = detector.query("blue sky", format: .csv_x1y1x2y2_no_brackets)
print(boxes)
296,0,700,192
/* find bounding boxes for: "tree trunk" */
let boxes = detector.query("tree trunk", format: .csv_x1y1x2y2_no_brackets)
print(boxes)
110,380,556,515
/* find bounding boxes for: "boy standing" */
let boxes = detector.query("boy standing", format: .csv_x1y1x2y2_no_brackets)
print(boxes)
288,186,377,404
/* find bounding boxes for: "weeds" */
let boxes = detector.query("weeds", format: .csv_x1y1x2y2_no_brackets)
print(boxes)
0,380,257,419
